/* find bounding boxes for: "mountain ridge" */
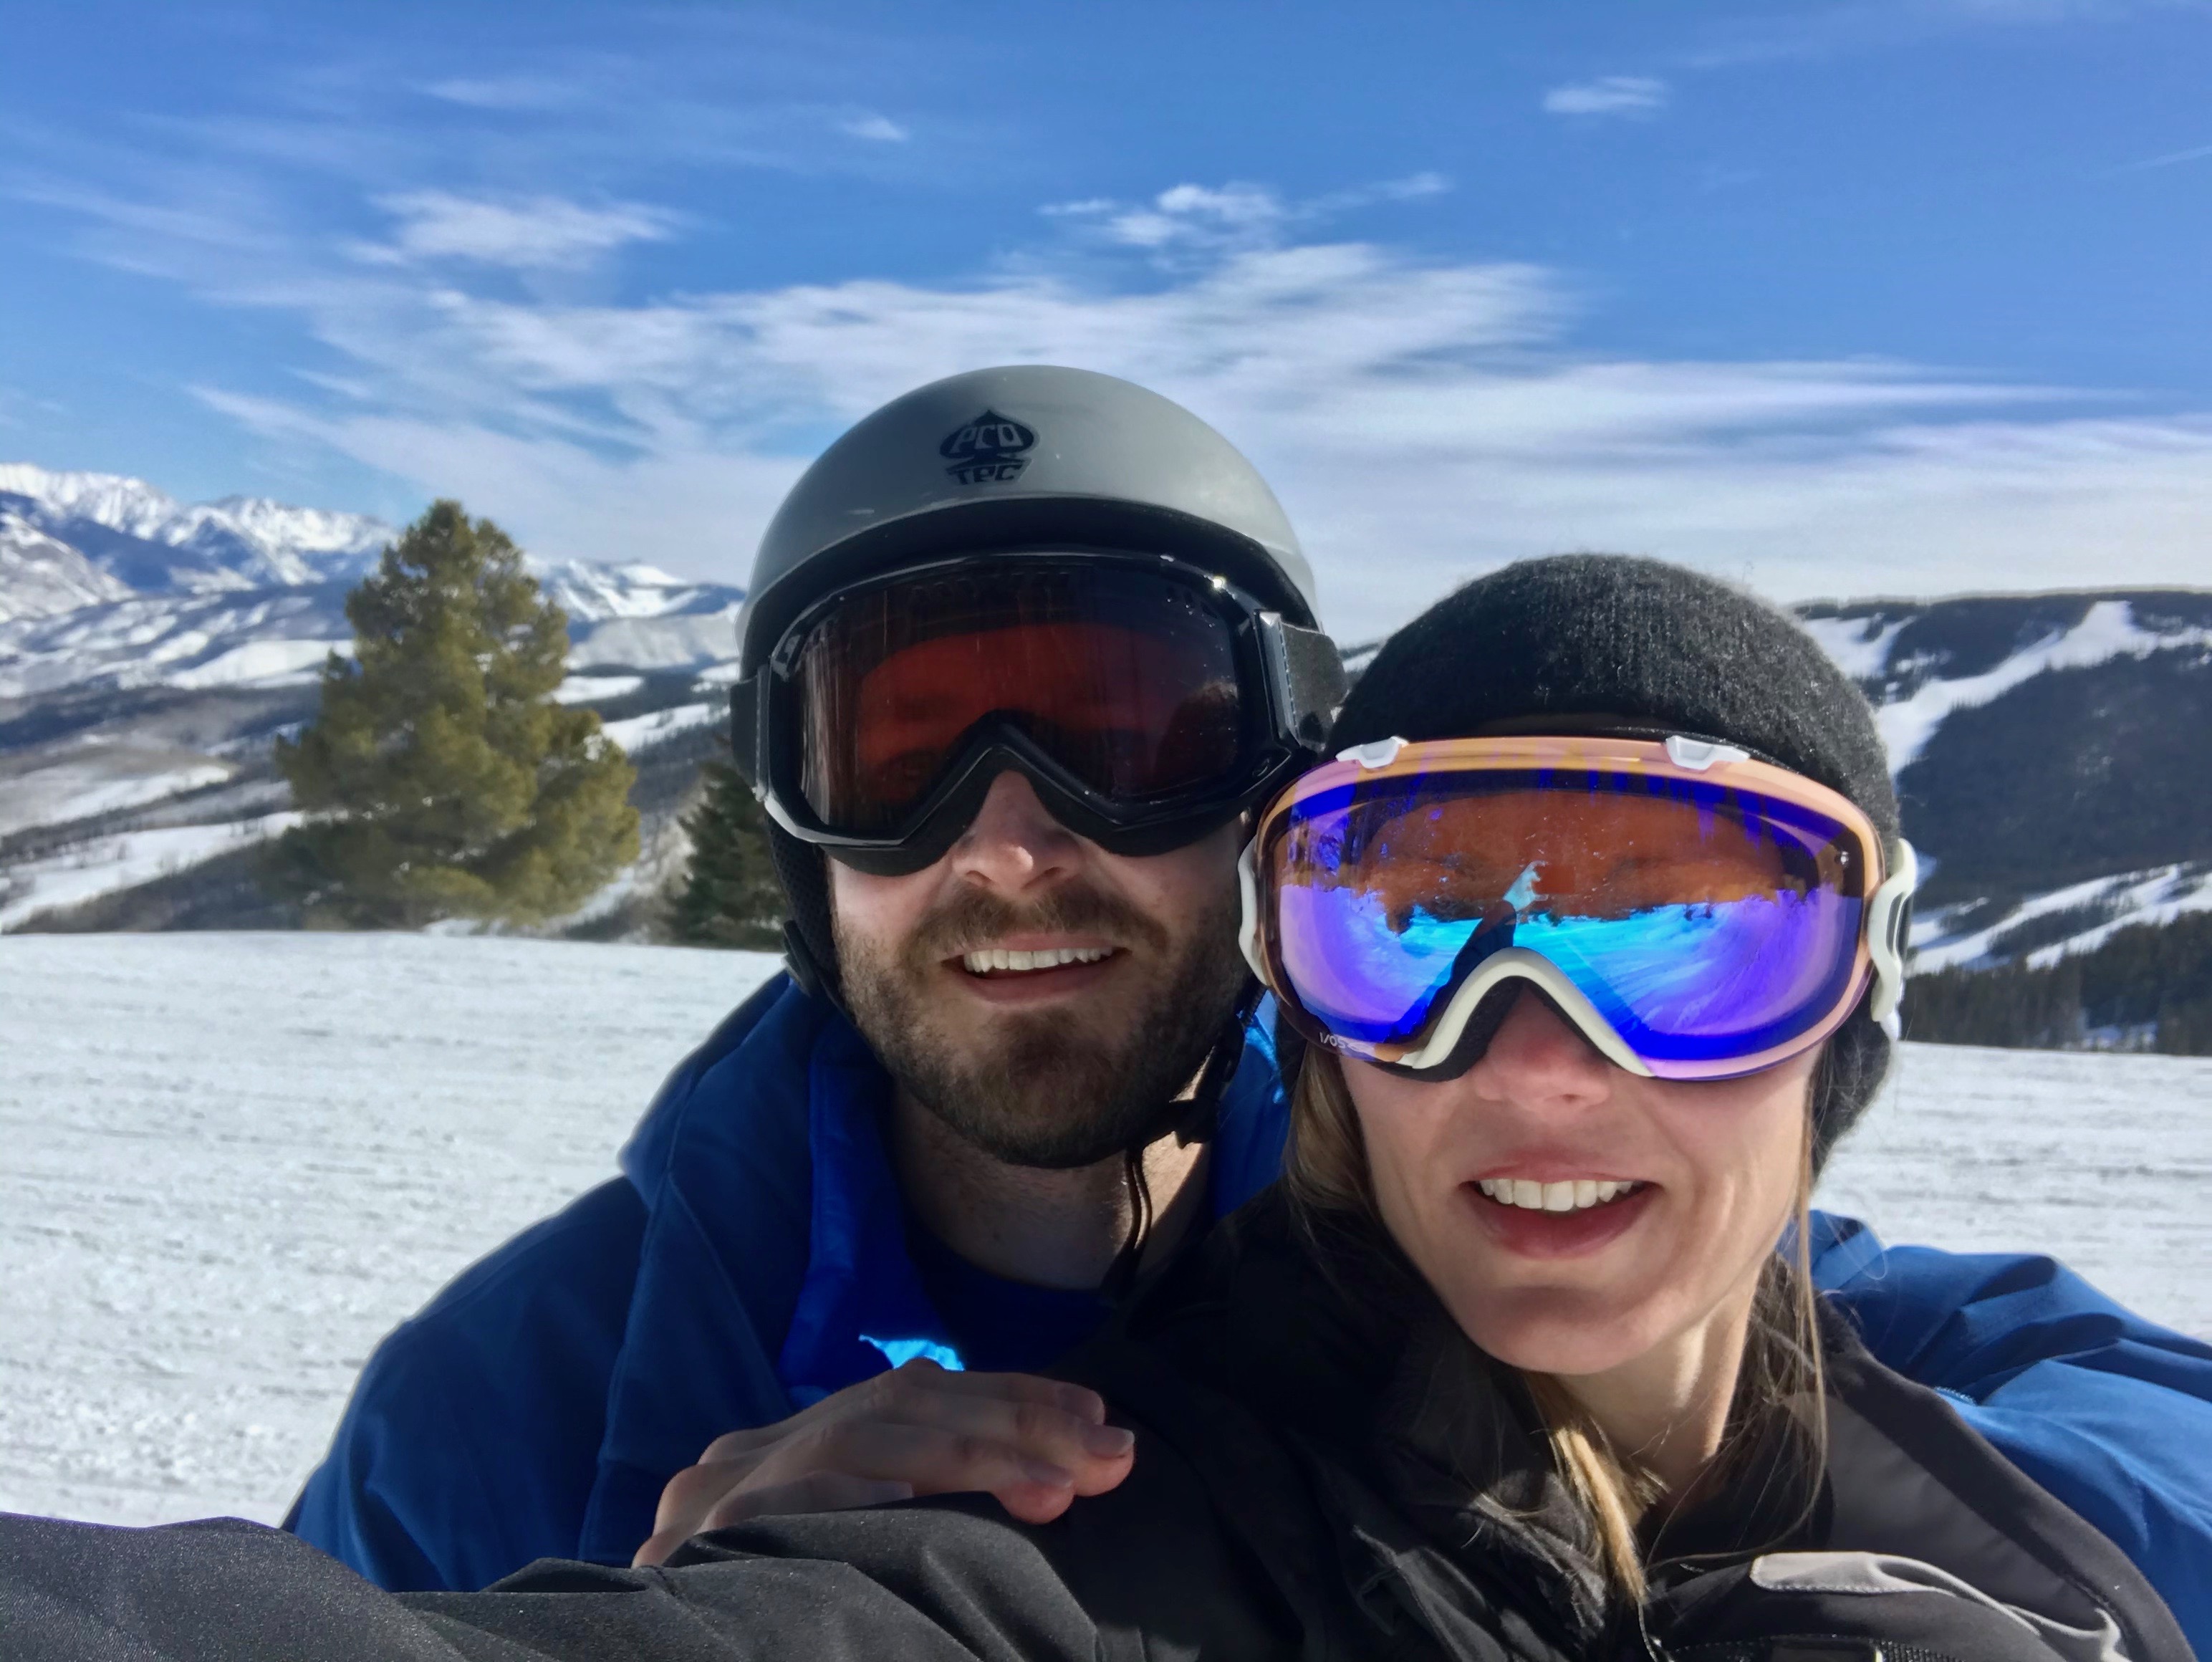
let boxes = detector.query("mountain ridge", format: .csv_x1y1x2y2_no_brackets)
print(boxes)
1,463,2205,1001
0,464,747,696
0,463,391,602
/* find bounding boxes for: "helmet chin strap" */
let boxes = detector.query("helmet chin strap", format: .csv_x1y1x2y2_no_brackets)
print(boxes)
1097,979,1263,1303
779,918,843,1011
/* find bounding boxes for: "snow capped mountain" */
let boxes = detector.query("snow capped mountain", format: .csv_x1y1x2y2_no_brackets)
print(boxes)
536,559,735,622
0,466,747,698
1797,590,2212,770
0,584,357,701
0,570,744,701
535,559,746,675
0,506,135,623
0,464,393,600
0,463,751,931
1798,589,2212,976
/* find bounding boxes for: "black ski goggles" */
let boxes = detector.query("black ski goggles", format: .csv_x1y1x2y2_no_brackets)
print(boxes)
731,552,1345,875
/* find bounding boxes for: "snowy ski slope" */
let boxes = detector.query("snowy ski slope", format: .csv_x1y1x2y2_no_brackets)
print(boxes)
1,933,2206,1532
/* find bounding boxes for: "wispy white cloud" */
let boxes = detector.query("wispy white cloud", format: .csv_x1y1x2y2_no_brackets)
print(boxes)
1105,182,1284,249
1542,76,1670,117
1056,173,1453,256
2113,139,2212,170
417,77,577,112
839,112,910,143
355,191,682,269
1310,171,1453,212
24,158,2212,639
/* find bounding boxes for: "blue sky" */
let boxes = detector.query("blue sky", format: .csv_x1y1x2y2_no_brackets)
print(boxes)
4,0,2209,637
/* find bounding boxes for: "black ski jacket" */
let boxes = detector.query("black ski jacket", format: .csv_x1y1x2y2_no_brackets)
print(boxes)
1,1192,2191,1662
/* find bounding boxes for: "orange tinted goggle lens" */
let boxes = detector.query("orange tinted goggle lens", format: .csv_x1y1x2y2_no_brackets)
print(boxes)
794,568,1246,835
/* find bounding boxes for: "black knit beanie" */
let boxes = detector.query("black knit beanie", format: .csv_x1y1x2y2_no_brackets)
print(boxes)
1324,553,1900,1168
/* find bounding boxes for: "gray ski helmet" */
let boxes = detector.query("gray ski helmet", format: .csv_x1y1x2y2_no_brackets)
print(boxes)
739,364,1321,678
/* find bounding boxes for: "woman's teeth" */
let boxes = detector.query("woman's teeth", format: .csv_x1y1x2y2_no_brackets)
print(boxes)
961,946,1114,975
1475,1178,1643,1213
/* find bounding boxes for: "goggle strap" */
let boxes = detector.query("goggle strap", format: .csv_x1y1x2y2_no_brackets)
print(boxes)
1867,838,1919,1029
1261,615,1350,750
728,675,764,787
1236,835,1266,982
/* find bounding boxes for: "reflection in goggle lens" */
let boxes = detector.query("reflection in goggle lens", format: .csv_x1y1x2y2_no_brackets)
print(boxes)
796,567,1246,835
1272,770,1865,1064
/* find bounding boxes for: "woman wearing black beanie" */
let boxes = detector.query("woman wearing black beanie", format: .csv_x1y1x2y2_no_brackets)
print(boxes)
1218,554,2192,1644
1297,552,1903,1168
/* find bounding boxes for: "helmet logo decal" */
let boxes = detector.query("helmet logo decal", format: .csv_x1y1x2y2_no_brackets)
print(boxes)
939,408,1037,485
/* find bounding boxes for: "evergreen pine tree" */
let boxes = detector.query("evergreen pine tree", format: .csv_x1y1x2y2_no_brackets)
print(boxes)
266,501,639,928
667,760,785,949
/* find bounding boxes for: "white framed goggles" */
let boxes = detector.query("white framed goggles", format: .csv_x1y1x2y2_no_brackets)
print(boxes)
1241,734,1915,1081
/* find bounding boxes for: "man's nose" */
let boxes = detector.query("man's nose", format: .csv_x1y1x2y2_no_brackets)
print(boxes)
948,771,1082,894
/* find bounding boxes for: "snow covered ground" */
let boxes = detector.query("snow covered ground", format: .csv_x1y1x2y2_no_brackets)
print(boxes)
0,933,778,1529
1816,1043,2212,1333
1,933,2206,1532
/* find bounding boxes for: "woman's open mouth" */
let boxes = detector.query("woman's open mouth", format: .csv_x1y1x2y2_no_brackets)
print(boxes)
1463,1175,1654,1258
1473,1177,1645,1213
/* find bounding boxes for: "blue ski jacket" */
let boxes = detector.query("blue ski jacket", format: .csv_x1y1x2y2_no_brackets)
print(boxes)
289,977,2212,1651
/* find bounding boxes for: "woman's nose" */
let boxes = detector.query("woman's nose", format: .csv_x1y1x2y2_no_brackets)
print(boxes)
1468,986,1617,1109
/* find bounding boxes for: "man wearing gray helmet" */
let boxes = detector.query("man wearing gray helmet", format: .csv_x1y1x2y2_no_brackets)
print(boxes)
285,366,2209,1599
289,366,1345,1590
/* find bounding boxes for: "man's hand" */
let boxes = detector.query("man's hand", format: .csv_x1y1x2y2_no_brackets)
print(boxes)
632,1358,1137,1566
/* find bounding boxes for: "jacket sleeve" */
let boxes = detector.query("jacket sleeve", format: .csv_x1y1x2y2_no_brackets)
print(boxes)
287,1177,650,1593
1809,1211,2212,1655
0,1511,1107,1662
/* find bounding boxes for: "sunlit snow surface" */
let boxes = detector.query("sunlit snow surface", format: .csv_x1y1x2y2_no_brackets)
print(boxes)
0,933,779,1527
1814,1042,2212,1340
1,933,2206,1532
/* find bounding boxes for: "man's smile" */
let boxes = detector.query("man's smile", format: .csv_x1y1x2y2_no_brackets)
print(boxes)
958,945,1118,976
942,937,1127,1004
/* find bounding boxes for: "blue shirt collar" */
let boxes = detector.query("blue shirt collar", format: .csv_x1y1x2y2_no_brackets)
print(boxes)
775,1017,961,1403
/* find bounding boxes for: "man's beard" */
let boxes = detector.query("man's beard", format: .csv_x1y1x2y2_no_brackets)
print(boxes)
835,877,1249,1170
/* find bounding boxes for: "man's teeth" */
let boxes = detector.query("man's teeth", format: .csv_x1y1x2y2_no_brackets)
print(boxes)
961,946,1115,975
1475,1178,1643,1213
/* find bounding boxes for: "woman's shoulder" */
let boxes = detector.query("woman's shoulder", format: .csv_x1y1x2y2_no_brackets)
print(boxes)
1706,1313,2196,1662
1101,1203,2196,1662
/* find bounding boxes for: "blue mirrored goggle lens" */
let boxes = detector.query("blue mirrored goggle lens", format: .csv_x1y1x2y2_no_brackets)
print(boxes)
1270,769,1866,1064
